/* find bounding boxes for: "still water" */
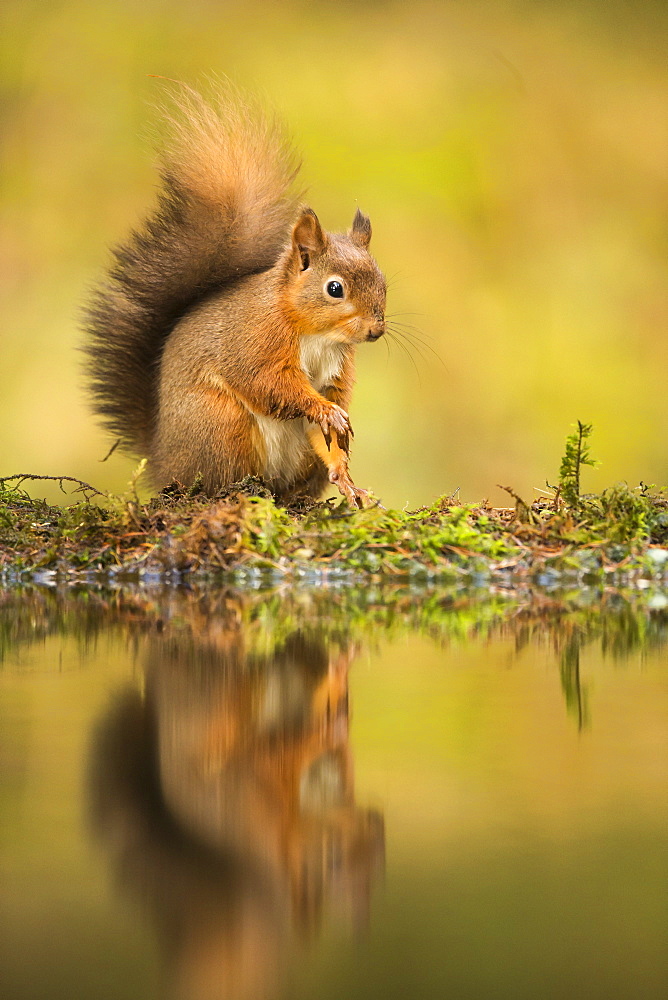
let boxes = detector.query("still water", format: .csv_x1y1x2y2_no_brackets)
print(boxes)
1,586,666,1000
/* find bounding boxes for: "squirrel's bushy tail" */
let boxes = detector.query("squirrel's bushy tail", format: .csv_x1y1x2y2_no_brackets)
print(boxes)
83,85,302,453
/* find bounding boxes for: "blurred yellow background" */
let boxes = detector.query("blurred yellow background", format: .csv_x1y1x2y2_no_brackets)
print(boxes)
1,0,666,508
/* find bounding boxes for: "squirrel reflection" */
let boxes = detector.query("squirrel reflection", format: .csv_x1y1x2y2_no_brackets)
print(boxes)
88,598,384,1000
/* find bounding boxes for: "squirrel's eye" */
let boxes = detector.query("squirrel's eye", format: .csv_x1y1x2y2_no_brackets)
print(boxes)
325,280,344,299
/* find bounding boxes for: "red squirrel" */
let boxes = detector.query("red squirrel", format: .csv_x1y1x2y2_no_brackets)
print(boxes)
84,87,386,506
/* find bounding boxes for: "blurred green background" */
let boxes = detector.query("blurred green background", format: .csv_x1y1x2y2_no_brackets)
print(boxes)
1,0,667,508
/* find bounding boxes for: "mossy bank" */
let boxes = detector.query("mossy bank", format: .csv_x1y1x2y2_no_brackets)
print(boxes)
1,475,667,590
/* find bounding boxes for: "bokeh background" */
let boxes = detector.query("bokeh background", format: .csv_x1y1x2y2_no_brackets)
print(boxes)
1,0,667,508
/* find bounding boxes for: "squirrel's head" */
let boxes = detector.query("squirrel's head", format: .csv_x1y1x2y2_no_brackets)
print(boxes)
279,207,386,344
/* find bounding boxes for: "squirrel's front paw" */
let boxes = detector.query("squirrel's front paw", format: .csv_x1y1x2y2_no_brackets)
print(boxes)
319,403,354,453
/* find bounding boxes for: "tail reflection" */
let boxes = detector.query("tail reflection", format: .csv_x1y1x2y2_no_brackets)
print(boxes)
88,605,384,1000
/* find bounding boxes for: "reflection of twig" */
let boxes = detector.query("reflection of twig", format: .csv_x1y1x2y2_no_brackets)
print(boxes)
0,473,106,500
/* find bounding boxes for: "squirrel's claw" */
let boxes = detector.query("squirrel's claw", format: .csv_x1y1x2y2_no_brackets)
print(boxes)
320,404,353,455
329,467,374,509
336,423,353,452
341,482,372,509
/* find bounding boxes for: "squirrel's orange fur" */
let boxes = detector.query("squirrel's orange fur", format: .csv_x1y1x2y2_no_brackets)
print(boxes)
83,87,386,505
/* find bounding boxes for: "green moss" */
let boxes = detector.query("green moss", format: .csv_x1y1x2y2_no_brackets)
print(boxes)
0,480,666,584
1,427,667,584
558,420,598,508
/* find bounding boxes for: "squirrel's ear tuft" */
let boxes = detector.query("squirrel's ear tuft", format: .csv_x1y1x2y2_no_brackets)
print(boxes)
350,208,372,248
292,208,326,270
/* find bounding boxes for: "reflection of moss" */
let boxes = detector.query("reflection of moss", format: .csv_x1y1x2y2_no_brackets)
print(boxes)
2,586,665,734
1,475,667,583
559,636,590,731
2,583,667,667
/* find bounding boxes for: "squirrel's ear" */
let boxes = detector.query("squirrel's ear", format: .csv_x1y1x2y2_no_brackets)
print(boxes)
291,208,326,270
350,208,372,249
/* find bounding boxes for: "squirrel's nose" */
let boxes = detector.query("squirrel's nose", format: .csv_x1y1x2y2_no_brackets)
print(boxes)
367,318,385,341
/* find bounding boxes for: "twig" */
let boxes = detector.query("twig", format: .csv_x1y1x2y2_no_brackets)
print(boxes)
497,484,539,524
0,473,106,500
99,439,121,462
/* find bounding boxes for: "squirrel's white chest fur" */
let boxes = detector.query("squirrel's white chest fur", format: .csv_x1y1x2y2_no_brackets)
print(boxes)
256,334,345,483
298,334,344,389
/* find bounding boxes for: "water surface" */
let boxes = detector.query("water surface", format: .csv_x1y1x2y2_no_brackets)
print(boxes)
1,586,666,1000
